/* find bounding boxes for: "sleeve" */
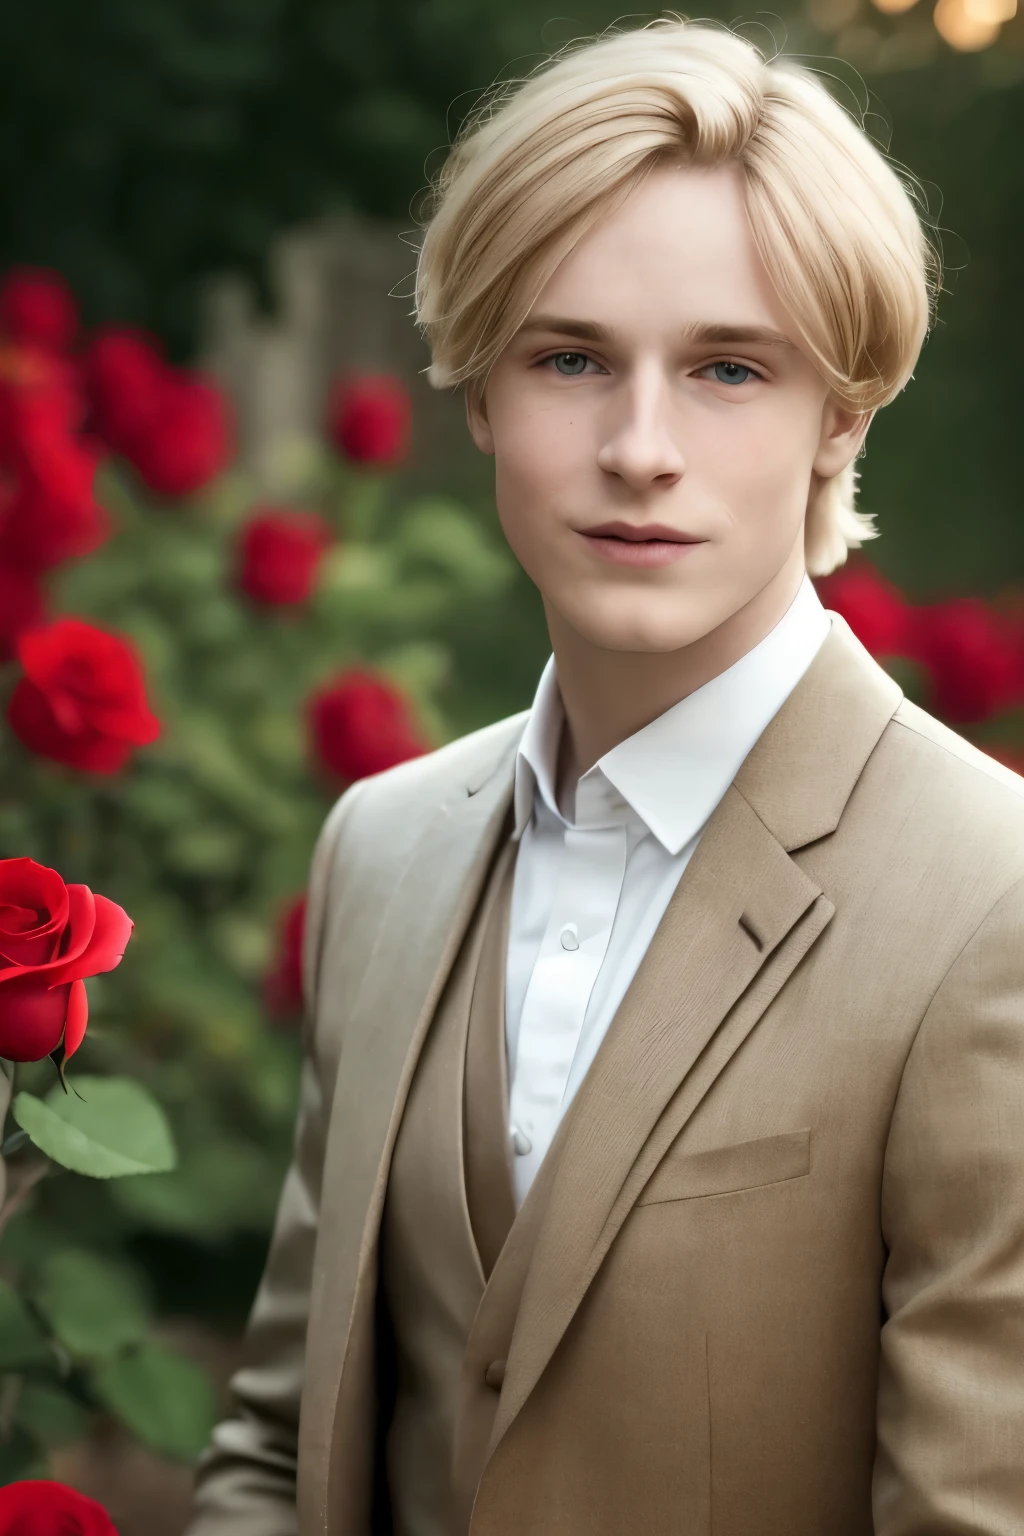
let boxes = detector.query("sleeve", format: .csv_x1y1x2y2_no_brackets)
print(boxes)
184,787,359,1536
873,873,1024,1534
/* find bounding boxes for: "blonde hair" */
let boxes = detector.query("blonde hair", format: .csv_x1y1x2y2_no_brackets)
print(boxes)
413,18,939,576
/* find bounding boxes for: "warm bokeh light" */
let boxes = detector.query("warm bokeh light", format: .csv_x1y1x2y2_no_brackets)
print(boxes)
870,0,921,16
963,0,1017,22
933,0,1002,43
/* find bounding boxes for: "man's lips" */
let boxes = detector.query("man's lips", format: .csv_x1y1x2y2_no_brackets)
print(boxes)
581,521,705,543
577,522,708,568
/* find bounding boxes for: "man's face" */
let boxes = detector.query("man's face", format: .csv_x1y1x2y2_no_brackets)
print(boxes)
467,161,869,654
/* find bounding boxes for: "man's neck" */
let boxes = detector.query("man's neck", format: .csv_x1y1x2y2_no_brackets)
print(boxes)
546,562,807,780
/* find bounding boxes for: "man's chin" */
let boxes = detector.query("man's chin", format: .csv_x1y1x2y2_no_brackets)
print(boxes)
554,599,720,657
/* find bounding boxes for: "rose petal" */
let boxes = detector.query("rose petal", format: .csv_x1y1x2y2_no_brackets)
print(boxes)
0,974,70,1061
7,677,135,772
50,891,133,984
63,976,89,1060
0,881,94,985
0,856,69,968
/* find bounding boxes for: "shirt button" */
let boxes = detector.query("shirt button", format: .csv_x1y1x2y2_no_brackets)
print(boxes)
559,923,579,951
510,1124,532,1156
484,1359,506,1390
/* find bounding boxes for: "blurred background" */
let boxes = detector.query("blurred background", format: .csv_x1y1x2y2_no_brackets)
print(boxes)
0,1,1021,1531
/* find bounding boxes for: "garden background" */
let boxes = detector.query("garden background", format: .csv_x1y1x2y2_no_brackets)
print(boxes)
0,0,1022,1531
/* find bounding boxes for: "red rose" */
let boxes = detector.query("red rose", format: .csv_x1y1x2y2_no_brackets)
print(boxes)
0,268,79,353
264,896,307,1019
326,374,411,467
84,327,167,455
910,597,1023,725
8,618,161,774
126,373,233,497
0,346,106,573
308,669,427,782
0,860,132,1064
85,330,233,496
0,566,45,661
0,432,107,574
0,345,85,458
0,1480,118,1535
237,508,333,606
815,563,910,658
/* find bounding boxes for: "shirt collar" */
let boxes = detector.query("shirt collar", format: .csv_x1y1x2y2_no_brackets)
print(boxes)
512,574,831,854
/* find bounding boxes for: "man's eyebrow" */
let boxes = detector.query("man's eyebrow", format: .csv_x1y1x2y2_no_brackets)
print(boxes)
516,314,796,349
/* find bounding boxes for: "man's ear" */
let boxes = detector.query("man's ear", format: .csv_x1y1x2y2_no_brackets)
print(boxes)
465,383,495,455
813,400,875,480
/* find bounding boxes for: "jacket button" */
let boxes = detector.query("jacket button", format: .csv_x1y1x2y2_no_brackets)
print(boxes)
484,1359,506,1390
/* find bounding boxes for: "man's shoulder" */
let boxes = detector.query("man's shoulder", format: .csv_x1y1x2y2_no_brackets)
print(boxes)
873,696,1024,886
318,708,528,874
887,698,1024,813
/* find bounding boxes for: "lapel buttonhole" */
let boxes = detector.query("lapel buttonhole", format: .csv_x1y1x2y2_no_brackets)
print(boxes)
738,911,765,951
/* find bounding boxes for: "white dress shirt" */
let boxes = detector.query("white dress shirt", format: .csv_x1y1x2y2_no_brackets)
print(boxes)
505,575,831,1206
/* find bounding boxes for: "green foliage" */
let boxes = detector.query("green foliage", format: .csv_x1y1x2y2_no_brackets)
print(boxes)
15,1383,91,1448
0,1280,54,1372
13,1079,177,1180
0,1426,46,1482
90,1343,218,1461
30,1250,152,1359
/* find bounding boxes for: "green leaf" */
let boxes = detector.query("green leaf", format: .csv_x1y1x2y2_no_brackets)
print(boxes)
91,1343,217,1461
0,1278,54,1371
16,1382,90,1446
13,1078,177,1179
31,1250,151,1360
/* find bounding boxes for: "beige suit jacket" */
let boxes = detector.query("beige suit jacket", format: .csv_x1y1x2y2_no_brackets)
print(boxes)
187,614,1024,1535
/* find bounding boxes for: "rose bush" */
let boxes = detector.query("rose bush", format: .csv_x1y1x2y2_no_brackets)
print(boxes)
326,374,412,467
0,349,107,578
7,619,160,774
911,596,1024,725
0,858,133,1063
82,326,234,499
0,270,78,354
237,509,333,607
124,374,232,499
817,558,1024,733
309,669,428,783
0,265,522,1487
0,1480,118,1536
0,571,44,663
84,330,167,458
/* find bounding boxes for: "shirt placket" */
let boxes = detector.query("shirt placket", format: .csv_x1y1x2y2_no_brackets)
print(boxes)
508,815,628,1205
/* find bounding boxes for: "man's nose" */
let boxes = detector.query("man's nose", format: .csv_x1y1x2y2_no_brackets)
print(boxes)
595,370,686,489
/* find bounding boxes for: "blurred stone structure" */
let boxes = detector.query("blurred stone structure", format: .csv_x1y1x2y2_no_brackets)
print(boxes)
200,212,474,497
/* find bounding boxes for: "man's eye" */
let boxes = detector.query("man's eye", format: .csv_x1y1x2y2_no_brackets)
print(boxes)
547,352,592,376
704,361,758,385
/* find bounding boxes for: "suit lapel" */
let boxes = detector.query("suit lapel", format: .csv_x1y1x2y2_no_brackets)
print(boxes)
486,614,903,1455
301,723,524,1518
488,786,832,1450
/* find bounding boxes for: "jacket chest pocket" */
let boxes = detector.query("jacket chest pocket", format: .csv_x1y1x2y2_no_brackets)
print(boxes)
637,1128,811,1207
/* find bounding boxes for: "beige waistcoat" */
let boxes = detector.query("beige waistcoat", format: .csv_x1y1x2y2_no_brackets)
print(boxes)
383,826,581,1535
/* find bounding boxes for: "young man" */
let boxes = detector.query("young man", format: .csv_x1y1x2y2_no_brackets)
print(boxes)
188,20,1024,1536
